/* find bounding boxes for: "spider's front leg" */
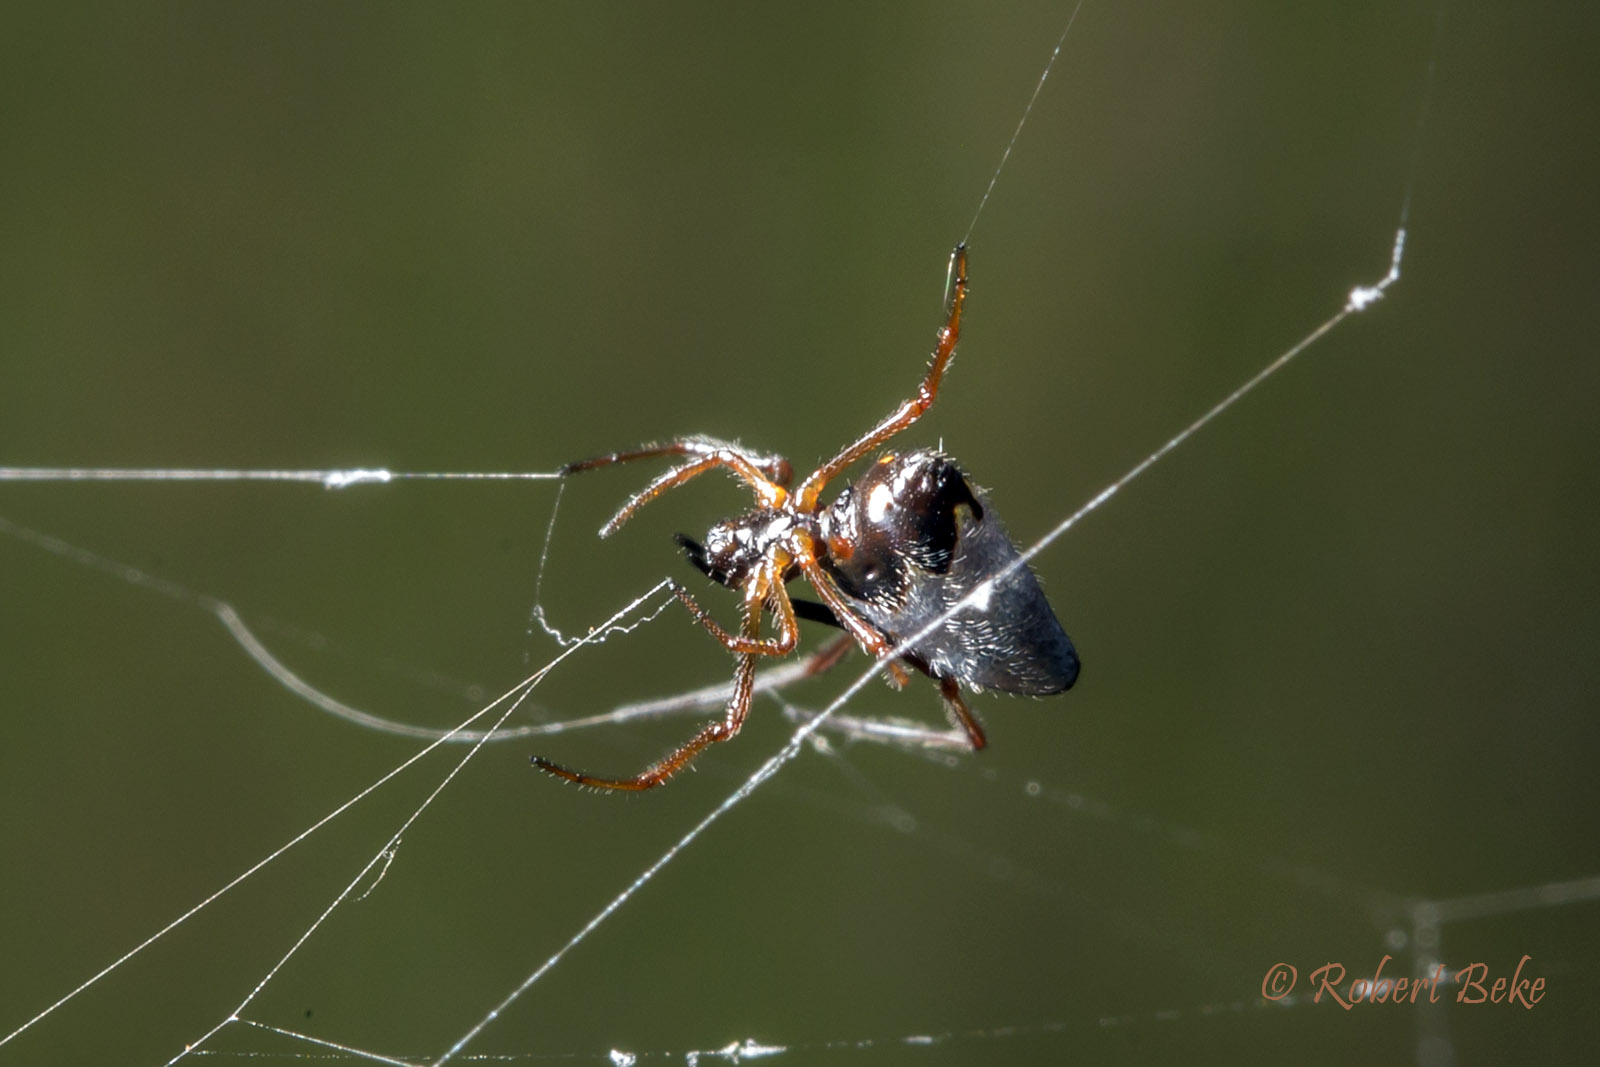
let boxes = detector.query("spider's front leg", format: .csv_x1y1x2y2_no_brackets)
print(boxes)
560,436,792,485
559,436,793,537
796,244,968,510
599,450,787,538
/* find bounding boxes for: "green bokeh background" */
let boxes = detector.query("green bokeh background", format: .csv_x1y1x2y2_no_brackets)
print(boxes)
2,3,1596,1064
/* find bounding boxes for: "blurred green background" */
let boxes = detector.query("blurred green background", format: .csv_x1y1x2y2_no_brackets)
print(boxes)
2,2,1597,1064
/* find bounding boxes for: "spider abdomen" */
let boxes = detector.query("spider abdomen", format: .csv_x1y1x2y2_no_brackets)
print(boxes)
821,449,1079,695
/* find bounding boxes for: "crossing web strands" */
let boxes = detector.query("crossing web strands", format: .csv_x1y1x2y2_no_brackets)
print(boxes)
4,2,1599,1064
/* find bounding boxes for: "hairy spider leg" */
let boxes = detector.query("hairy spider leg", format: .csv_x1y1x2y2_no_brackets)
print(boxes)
792,535,898,661
596,448,788,538
793,545,935,699
795,243,968,512
667,576,799,657
796,519,980,749
532,568,775,790
561,436,792,487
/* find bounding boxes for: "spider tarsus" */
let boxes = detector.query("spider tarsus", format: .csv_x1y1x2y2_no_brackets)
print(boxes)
557,456,605,477
530,754,584,783
531,753,665,792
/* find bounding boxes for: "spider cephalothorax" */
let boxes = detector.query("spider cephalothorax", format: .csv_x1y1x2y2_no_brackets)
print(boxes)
675,511,800,590
534,245,1078,791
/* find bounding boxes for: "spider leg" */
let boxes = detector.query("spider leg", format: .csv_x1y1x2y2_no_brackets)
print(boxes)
793,541,898,662
531,581,767,791
796,244,968,510
785,601,913,686
791,538,948,701
937,674,987,750
562,436,792,486
667,576,797,656
802,632,856,677
598,450,786,537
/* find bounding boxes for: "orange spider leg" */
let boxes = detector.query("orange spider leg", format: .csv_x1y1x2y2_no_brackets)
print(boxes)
937,675,987,750
531,563,793,791
791,535,897,662
796,243,968,511
802,633,857,677
562,437,792,487
599,450,787,538
668,576,798,657
793,534,975,749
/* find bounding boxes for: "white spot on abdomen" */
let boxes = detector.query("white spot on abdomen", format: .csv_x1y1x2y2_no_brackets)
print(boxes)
867,483,895,523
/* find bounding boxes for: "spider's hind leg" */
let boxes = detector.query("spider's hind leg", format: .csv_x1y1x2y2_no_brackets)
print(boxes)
937,675,987,751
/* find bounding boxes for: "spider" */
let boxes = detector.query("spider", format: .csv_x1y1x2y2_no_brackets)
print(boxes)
532,244,1079,790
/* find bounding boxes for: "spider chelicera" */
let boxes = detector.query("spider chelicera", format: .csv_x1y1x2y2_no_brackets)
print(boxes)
532,244,1079,791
